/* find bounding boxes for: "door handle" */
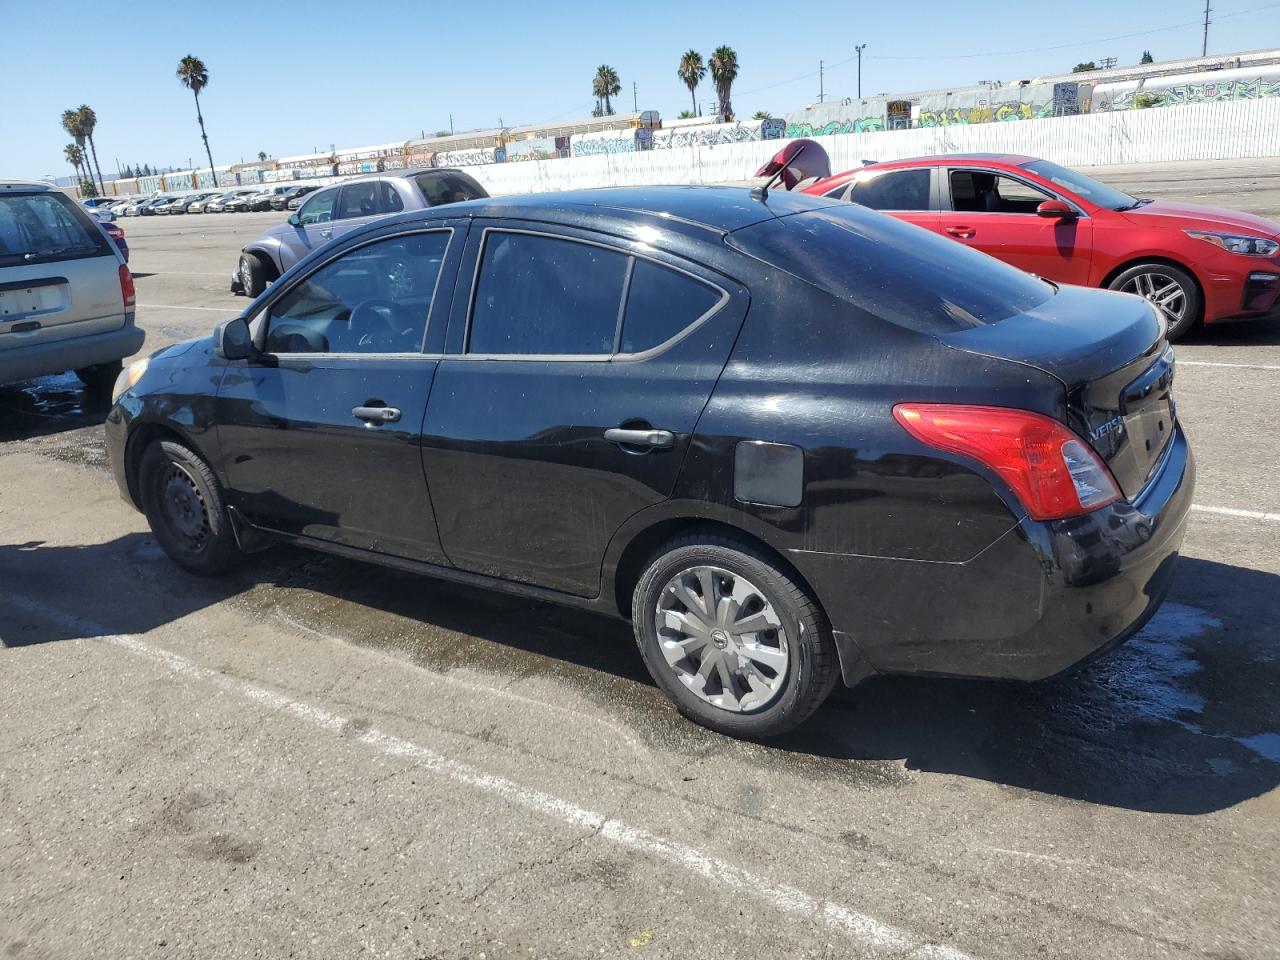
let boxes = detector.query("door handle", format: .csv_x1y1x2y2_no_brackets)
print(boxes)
945,225,976,239
604,427,675,449
319,229,332,239
353,405,401,423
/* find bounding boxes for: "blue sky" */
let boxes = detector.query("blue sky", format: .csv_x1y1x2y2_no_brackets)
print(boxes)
2,0,1277,179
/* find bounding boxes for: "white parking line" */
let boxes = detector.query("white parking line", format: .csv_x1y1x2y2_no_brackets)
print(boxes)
135,303,231,312
1192,504,1280,522
2,595,976,960
1177,360,1280,371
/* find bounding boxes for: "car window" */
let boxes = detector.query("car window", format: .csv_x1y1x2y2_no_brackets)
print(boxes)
620,260,724,353
379,181,404,213
336,181,380,220
264,231,450,355
950,170,1052,214
0,191,113,265
298,188,337,225
848,169,931,211
468,231,628,356
415,172,487,207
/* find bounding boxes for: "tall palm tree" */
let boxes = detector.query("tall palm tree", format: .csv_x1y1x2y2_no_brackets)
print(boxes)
677,50,706,118
76,105,106,194
176,55,217,189
257,151,268,162
61,109,85,158
64,144,85,184
593,65,621,116
709,45,739,120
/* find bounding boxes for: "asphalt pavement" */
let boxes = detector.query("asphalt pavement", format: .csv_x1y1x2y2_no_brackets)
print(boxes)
2,161,1279,960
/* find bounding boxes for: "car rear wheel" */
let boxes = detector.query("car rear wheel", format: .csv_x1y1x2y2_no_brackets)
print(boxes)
1108,262,1201,340
140,439,241,576
632,534,839,738
75,360,122,396
239,253,268,298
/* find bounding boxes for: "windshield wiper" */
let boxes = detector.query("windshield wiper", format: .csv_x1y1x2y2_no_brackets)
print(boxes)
21,245,95,261
1114,198,1153,211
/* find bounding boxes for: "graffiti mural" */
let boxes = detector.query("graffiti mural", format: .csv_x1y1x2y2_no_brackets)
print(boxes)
785,117,885,137
435,147,499,167
571,130,642,156
918,101,1053,127
505,135,559,161
1108,75,1280,110
650,119,767,150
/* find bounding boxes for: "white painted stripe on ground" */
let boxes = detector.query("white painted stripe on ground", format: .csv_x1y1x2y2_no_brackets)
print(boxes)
1191,504,1280,522
1176,360,1280,371
135,303,231,312
1,594,975,960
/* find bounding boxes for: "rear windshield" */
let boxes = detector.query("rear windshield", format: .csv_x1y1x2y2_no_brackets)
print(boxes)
0,191,114,266
729,204,1055,334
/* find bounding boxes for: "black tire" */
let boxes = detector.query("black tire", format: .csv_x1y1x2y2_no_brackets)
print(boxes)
239,253,267,298
75,359,122,395
1106,262,1202,341
139,439,241,576
631,534,839,738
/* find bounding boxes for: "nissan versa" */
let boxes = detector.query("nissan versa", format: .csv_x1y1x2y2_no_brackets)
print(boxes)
105,186,1193,738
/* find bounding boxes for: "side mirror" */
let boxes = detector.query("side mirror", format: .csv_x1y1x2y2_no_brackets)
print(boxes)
1037,199,1077,219
287,213,301,227
214,316,254,361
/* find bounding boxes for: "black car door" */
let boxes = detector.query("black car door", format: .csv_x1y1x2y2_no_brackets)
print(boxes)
215,221,468,564
420,222,748,596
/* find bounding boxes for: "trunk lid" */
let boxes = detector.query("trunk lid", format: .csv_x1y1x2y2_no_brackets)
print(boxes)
939,284,1174,500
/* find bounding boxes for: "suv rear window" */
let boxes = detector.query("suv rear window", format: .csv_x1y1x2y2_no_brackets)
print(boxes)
728,204,1054,334
0,192,113,266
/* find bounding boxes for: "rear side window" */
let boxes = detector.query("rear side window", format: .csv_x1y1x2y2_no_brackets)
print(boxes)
849,169,931,211
337,181,380,219
621,260,724,353
729,204,1054,334
468,232,628,355
379,181,404,213
415,172,487,207
0,192,112,266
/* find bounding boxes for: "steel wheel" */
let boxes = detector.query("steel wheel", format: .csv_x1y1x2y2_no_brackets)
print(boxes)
655,565,789,712
1118,270,1188,326
159,463,211,552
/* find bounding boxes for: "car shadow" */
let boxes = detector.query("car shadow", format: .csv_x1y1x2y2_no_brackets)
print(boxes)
4,534,1275,816
0,373,111,444
1182,314,1280,347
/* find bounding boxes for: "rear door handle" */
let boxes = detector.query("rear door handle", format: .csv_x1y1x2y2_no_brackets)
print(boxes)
945,225,976,239
604,427,675,449
353,405,401,423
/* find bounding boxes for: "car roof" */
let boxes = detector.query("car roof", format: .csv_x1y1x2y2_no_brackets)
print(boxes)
0,180,53,192
385,185,843,235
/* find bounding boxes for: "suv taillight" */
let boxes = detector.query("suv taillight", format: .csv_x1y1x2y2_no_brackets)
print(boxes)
893,403,1120,521
119,263,135,309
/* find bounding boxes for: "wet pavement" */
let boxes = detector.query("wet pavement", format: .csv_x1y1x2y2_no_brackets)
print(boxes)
2,170,1279,959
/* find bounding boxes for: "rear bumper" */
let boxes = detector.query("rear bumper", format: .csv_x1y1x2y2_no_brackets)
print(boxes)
795,425,1194,684
0,324,145,384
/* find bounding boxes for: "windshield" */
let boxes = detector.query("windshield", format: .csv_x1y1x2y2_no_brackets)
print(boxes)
729,203,1055,335
0,191,114,266
1021,160,1139,211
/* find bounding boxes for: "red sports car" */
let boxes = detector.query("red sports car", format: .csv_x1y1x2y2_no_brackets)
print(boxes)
770,147,1280,339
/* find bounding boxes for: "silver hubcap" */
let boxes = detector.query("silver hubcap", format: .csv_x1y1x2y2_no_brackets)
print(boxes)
1121,272,1187,324
655,565,789,712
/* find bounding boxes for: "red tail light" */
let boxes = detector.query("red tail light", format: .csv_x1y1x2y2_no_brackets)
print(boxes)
118,263,136,309
893,403,1120,521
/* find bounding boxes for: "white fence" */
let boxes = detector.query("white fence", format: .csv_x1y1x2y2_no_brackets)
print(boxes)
463,98,1280,197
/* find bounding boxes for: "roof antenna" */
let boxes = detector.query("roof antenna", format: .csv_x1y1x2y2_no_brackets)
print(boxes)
751,143,807,203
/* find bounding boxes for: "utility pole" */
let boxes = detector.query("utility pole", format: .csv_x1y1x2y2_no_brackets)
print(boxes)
633,81,638,112
818,60,825,103
855,44,867,99
1202,0,1212,56
449,113,454,135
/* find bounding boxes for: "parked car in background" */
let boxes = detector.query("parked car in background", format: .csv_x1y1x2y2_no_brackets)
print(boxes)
79,197,118,212
206,189,257,213
112,186,1191,738
136,197,173,216
274,185,319,211
154,196,192,216
786,148,1280,339
99,219,129,262
187,192,228,214
107,198,136,216
176,192,219,213
284,185,322,210
233,168,488,295
246,185,296,211
1,181,143,390
222,194,256,213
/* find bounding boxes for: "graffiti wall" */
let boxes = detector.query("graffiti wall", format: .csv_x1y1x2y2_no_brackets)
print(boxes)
650,119,767,150
505,135,560,162
1094,67,1280,111
436,147,500,167
571,129,644,156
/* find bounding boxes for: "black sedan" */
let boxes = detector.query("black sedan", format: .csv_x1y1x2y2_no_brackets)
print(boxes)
272,184,319,210
104,186,1193,738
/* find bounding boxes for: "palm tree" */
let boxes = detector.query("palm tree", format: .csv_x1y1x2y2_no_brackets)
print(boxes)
176,55,217,190
76,105,106,194
677,50,706,118
257,151,268,162
61,108,85,158
593,65,621,116
709,45,739,120
64,144,85,184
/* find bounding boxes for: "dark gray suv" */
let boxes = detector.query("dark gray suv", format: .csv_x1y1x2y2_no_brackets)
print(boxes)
233,168,487,296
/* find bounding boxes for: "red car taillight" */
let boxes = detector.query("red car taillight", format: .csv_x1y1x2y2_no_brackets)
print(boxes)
893,403,1120,521
119,263,136,309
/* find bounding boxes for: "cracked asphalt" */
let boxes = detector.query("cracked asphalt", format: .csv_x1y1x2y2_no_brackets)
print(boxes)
2,161,1279,959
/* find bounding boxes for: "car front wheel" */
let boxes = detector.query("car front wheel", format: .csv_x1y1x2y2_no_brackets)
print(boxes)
1108,262,1202,340
139,439,241,575
239,253,268,298
632,534,839,738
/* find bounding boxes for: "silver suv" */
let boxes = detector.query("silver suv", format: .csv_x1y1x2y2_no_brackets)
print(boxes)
0,181,144,389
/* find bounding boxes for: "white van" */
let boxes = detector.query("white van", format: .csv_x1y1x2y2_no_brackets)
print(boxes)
0,181,144,389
